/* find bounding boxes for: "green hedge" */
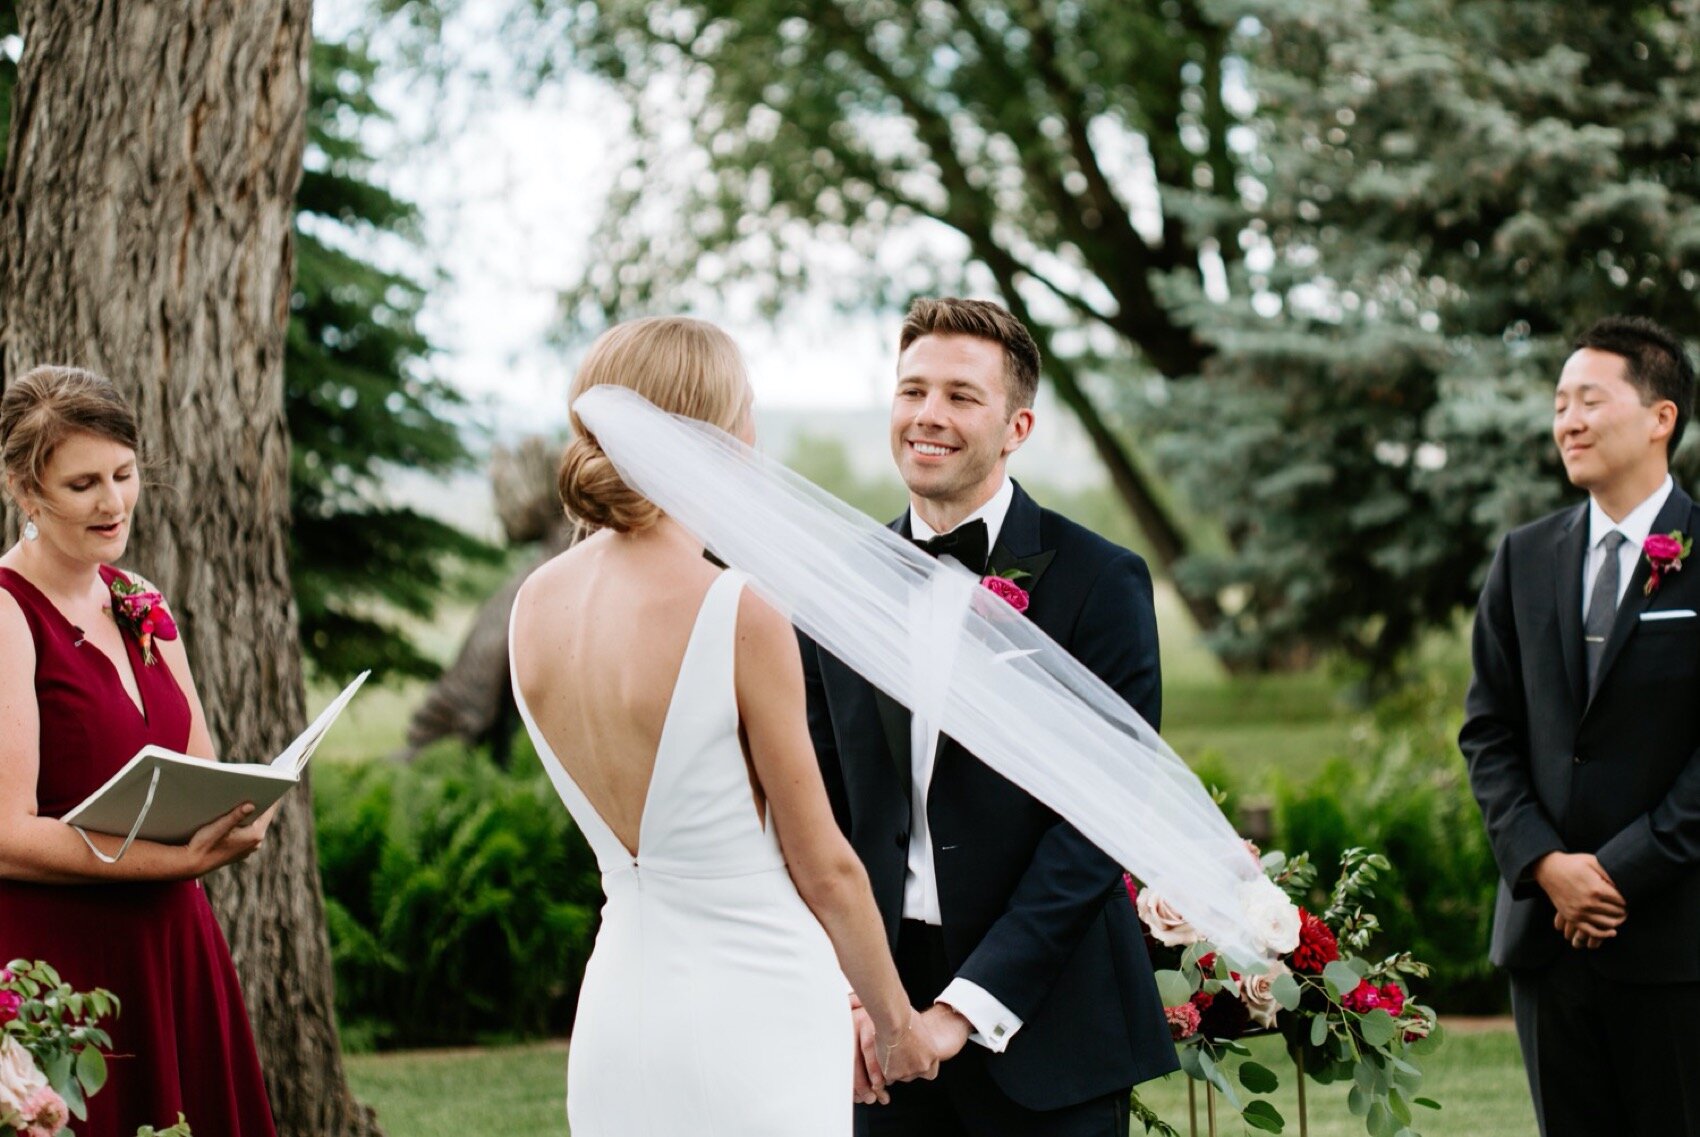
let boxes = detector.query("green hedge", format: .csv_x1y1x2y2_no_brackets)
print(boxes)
1264,675,1504,1013
314,740,603,1050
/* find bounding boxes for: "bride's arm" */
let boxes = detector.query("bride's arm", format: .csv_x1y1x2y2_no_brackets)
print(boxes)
733,588,937,1081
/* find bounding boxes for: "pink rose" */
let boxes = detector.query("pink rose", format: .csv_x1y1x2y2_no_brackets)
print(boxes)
1136,888,1202,947
1237,961,1289,1029
0,990,19,1024
1165,1001,1201,1040
1122,873,1139,907
21,1086,67,1135
1342,978,1381,1014
980,575,1030,612
1645,533,1683,562
0,1036,51,1124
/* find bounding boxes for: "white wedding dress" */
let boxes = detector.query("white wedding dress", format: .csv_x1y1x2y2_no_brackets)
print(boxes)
511,569,850,1136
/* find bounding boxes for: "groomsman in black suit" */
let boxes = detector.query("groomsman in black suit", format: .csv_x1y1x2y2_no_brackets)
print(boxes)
1462,315,1700,1136
800,297,1176,1136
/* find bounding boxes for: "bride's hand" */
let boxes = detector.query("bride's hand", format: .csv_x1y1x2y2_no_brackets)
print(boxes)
876,1009,941,1084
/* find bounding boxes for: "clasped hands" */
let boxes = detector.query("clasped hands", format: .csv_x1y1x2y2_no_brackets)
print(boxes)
1534,851,1626,950
849,993,969,1105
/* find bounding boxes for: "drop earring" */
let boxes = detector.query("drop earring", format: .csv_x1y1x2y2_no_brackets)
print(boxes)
22,518,38,541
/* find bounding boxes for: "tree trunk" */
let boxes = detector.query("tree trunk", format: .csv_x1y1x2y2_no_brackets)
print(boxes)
0,5,380,1135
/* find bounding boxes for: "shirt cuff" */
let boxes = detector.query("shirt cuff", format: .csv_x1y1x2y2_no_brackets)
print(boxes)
937,978,1022,1053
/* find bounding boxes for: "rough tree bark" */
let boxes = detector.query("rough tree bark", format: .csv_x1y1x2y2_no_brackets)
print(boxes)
0,5,381,1135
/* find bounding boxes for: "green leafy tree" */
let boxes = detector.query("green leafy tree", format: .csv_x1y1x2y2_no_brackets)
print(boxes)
490,0,1255,638
290,36,493,683
1144,0,1700,675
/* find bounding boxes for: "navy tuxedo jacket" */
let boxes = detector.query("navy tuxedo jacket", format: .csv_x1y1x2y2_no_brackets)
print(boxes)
799,482,1178,1110
1463,483,1700,980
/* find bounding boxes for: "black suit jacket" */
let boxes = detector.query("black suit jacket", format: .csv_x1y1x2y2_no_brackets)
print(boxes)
1462,483,1700,980
799,482,1178,1111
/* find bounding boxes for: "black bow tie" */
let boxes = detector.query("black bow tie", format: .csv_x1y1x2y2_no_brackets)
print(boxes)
914,518,990,575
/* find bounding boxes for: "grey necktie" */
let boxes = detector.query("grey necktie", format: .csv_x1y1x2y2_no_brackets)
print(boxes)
1585,530,1629,689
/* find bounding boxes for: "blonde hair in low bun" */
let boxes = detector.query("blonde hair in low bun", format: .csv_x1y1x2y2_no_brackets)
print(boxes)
561,316,750,534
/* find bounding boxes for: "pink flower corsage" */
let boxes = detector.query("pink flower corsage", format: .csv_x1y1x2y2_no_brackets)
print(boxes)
109,578,180,665
980,570,1031,612
1643,530,1692,596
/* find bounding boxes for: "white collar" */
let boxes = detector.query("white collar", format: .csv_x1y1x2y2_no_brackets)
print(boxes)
1588,474,1675,552
909,476,1016,551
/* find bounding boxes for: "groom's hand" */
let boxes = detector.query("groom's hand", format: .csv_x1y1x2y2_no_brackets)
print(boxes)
849,996,890,1106
921,1003,972,1064
1533,852,1626,943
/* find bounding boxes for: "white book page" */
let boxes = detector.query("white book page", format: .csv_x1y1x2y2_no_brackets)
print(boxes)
270,670,370,775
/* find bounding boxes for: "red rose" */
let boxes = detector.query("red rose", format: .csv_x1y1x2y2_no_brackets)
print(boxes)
1190,990,1214,1012
1165,1002,1201,1041
1289,908,1340,973
980,575,1030,611
0,989,20,1023
1197,952,1217,973
1379,983,1405,1016
1645,533,1683,562
1342,979,1381,1014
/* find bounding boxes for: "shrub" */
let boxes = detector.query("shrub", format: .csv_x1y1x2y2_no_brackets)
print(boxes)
314,738,603,1050
1268,673,1503,1012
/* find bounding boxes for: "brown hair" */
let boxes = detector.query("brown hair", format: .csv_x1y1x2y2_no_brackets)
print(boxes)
1,365,141,504
559,317,749,533
898,297,1042,412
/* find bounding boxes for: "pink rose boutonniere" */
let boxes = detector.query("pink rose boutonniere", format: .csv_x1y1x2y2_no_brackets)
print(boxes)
1643,530,1693,596
109,578,180,666
980,568,1031,612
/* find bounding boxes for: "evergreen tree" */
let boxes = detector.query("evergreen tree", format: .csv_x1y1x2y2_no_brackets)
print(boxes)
1146,0,1700,675
0,16,487,684
290,36,493,682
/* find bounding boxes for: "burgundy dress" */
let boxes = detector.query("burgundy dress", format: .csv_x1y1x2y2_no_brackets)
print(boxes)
0,566,277,1137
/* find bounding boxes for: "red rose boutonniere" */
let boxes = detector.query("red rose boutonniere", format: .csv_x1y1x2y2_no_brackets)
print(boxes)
1643,530,1693,596
109,578,179,665
980,568,1031,612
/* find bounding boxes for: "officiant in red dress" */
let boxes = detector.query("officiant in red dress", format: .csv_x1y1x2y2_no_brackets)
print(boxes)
0,366,279,1136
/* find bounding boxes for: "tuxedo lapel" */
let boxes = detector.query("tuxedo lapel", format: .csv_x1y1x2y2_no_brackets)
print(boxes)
1589,486,1696,707
986,482,1055,590
1554,505,1589,710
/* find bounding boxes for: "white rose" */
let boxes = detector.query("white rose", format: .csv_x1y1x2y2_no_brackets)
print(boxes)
1238,960,1289,1028
0,1035,50,1124
1238,876,1301,956
1136,888,1202,947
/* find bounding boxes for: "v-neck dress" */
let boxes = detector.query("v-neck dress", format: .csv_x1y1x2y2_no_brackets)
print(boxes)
0,566,277,1137
510,569,850,1135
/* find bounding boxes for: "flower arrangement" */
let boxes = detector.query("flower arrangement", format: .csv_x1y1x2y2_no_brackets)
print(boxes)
0,961,190,1137
1127,847,1443,1136
107,578,178,666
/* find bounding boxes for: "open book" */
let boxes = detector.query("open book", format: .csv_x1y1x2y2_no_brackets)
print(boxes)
62,671,370,855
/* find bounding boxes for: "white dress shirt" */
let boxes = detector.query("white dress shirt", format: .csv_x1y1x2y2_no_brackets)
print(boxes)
1585,475,1674,615
903,477,1023,1051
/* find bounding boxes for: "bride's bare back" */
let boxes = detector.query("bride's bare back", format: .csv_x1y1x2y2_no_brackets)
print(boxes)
511,523,743,858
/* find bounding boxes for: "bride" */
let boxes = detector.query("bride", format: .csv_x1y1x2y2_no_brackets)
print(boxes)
508,316,944,1135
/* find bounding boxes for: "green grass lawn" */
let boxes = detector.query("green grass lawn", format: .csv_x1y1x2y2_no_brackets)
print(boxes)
343,1023,1532,1137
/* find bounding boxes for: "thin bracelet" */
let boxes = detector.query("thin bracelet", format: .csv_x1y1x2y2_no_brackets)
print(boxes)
878,1010,916,1067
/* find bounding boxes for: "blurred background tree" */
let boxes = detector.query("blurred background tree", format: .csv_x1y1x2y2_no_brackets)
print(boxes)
1145,0,1700,676
289,35,495,684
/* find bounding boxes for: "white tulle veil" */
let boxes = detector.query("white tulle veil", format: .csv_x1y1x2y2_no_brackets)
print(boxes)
573,385,1276,963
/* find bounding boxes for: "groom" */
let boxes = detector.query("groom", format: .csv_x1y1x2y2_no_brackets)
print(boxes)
800,298,1177,1135
1462,315,1700,1135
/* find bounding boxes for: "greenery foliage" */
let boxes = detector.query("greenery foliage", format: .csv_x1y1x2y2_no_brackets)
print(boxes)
314,743,603,1051
1267,676,1502,1013
290,36,494,683
1149,0,1700,674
